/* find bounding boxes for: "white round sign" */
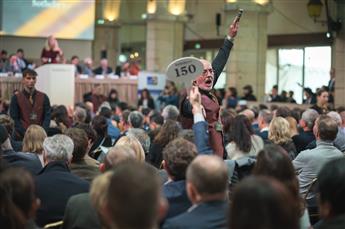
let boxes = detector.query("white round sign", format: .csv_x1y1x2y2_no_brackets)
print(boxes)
166,57,204,88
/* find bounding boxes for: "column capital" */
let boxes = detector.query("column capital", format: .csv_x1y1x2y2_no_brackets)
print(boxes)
224,1,273,14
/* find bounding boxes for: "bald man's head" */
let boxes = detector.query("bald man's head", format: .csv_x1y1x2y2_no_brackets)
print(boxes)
187,155,228,195
103,145,136,171
194,59,214,91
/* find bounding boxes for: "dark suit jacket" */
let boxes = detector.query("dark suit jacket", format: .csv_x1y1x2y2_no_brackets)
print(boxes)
138,97,155,110
292,130,315,154
257,130,269,141
35,161,89,227
163,180,191,220
2,149,42,175
62,193,101,229
162,200,228,229
93,66,112,75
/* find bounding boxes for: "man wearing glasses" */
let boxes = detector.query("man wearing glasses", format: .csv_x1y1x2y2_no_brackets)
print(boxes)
180,19,239,158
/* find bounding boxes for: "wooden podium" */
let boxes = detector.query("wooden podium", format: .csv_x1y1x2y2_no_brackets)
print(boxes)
35,64,75,107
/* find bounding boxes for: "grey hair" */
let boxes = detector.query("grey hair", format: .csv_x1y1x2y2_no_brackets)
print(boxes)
301,109,319,130
74,106,87,123
128,111,144,128
258,109,273,124
327,111,342,126
127,129,151,154
43,134,74,162
162,105,179,121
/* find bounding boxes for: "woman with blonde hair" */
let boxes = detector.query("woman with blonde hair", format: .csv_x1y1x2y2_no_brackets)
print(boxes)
268,117,297,159
115,135,145,162
41,35,64,64
22,124,47,166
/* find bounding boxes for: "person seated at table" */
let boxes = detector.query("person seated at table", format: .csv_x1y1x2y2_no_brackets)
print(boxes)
41,35,64,64
93,58,112,75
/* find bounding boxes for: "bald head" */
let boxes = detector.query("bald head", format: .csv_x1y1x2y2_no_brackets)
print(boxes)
187,155,228,195
195,59,214,91
104,145,136,171
241,109,255,123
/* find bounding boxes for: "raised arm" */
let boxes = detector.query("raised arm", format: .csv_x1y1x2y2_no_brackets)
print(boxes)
212,19,239,85
189,86,213,154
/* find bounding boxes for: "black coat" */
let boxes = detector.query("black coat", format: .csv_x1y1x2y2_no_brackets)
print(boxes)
35,161,89,227
162,200,228,229
2,149,42,175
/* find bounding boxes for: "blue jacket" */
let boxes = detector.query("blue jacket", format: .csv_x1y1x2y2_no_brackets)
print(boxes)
162,180,191,220
192,121,213,155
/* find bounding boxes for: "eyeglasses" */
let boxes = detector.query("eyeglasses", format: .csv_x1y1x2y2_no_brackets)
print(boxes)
202,68,214,76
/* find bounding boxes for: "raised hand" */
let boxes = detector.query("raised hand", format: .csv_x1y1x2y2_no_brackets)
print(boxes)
228,18,239,38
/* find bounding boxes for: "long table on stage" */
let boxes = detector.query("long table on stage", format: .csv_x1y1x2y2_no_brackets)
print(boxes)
0,77,138,106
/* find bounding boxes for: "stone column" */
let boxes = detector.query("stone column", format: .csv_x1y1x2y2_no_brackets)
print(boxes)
92,0,121,69
224,1,272,101
146,2,187,72
333,0,345,107
93,23,121,69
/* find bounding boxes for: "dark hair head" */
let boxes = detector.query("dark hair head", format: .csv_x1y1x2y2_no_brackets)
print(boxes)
275,106,291,118
107,161,160,228
243,85,253,93
92,115,108,137
117,102,128,111
318,158,345,216
221,109,236,134
317,115,338,141
17,49,24,53
163,138,197,181
253,144,301,214
141,108,151,116
149,113,164,126
228,87,237,97
187,155,228,195
304,88,313,96
230,176,299,229
71,55,79,61
1,50,8,55
290,108,302,123
22,69,37,78
316,88,328,97
229,115,253,153
0,168,36,228
75,123,97,144
99,107,112,119
51,105,70,128
154,120,180,146
140,89,151,99
64,128,88,162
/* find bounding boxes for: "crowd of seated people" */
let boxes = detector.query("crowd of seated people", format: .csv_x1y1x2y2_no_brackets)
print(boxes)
0,67,345,229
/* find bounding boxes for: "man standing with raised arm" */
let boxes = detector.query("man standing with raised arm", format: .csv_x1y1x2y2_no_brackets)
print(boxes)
180,18,240,158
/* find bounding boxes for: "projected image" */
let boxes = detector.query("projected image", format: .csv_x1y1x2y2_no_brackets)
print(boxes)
1,0,95,40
